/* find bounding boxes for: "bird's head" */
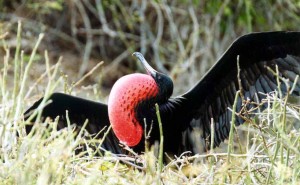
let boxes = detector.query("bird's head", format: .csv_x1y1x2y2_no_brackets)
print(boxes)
108,52,173,147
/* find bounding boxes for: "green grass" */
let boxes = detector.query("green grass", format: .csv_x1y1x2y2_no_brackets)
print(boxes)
0,22,299,185
1,0,300,97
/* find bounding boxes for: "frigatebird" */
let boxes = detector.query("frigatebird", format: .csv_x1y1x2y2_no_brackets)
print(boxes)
24,31,300,155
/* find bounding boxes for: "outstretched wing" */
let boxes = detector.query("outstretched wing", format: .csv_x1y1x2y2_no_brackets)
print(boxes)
24,92,122,153
181,31,300,150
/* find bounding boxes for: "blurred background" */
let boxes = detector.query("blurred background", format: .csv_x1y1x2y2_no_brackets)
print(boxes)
1,0,300,99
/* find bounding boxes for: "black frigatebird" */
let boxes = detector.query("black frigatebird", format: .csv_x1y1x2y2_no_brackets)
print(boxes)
24,31,300,155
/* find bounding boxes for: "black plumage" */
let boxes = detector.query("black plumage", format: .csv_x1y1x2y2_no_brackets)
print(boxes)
25,31,300,155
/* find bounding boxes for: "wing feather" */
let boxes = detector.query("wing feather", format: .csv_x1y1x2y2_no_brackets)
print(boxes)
179,31,300,150
24,92,124,154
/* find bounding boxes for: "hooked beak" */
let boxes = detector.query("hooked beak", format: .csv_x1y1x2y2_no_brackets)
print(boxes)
132,52,157,77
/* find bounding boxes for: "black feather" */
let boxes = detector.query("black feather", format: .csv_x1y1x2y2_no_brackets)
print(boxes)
25,31,300,155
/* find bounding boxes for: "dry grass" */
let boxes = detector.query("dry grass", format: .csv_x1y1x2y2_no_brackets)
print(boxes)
0,1,300,184
1,1,300,95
